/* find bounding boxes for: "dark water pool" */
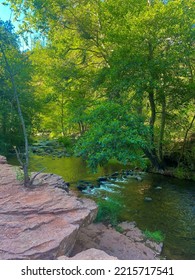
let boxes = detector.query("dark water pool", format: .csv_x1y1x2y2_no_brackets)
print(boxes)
8,155,195,260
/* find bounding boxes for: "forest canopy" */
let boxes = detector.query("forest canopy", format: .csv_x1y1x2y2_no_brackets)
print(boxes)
0,0,195,178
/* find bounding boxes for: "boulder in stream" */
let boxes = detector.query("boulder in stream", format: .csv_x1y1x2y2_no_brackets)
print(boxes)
144,197,153,202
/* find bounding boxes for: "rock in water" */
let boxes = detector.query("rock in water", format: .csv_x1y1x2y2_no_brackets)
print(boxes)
155,186,162,190
97,177,108,182
144,197,153,202
0,158,98,260
136,176,142,181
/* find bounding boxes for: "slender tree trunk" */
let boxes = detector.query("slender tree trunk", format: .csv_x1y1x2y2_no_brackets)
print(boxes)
147,41,156,148
78,121,85,134
146,89,164,170
60,92,65,136
148,89,156,146
158,93,166,162
148,89,162,168
0,44,30,187
146,41,163,170
81,121,85,134
78,121,81,134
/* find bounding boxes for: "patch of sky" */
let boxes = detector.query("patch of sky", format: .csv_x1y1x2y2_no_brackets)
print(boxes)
0,1,19,30
0,1,42,51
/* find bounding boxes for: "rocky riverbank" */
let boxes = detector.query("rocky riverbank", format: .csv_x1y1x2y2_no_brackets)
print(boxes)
69,222,163,260
30,139,73,158
0,155,163,260
0,156,97,259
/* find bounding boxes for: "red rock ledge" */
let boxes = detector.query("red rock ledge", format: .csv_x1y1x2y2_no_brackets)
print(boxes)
0,156,97,260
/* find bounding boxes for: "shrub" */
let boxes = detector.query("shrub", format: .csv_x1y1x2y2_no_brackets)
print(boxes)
144,229,165,243
114,225,125,233
57,136,72,147
14,167,24,182
94,199,122,226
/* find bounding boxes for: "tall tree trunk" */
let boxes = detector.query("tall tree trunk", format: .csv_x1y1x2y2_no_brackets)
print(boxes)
60,92,65,137
0,45,30,187
158,93,166,162
143,148,163,170
148,89,162,168
146,41,163,170
144,90,164,170
146,89,164,170
148,89,156,146
147,41,156,148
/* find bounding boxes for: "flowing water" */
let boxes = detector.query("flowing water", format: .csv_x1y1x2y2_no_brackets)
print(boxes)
8,155,195,260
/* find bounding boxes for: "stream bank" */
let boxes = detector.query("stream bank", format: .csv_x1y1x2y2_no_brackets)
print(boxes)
0,156,97,259
7,155,195,259
0,155,162,260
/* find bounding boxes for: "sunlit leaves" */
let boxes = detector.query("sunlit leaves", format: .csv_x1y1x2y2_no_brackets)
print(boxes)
75,102,149,170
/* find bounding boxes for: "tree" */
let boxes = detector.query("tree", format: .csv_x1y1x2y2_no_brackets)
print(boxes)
0,20,32,186
6,0,195,172
21,0,109,137
75,101,150,170
88,0,195,170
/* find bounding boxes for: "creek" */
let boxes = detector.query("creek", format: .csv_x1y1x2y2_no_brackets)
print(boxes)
8,155,195,260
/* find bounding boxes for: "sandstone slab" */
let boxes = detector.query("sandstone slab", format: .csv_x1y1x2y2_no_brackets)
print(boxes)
71,223,162,260
58,248,118,260
0,160,98,259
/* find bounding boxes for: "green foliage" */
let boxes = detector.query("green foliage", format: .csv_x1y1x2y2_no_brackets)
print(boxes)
3,0,195,173
14,167,24,182
144,230,165,243
75,102,149,170
173,166,194,181
173,167,187,180
57,136,72,148
0,20,36,156
94,199,122,226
